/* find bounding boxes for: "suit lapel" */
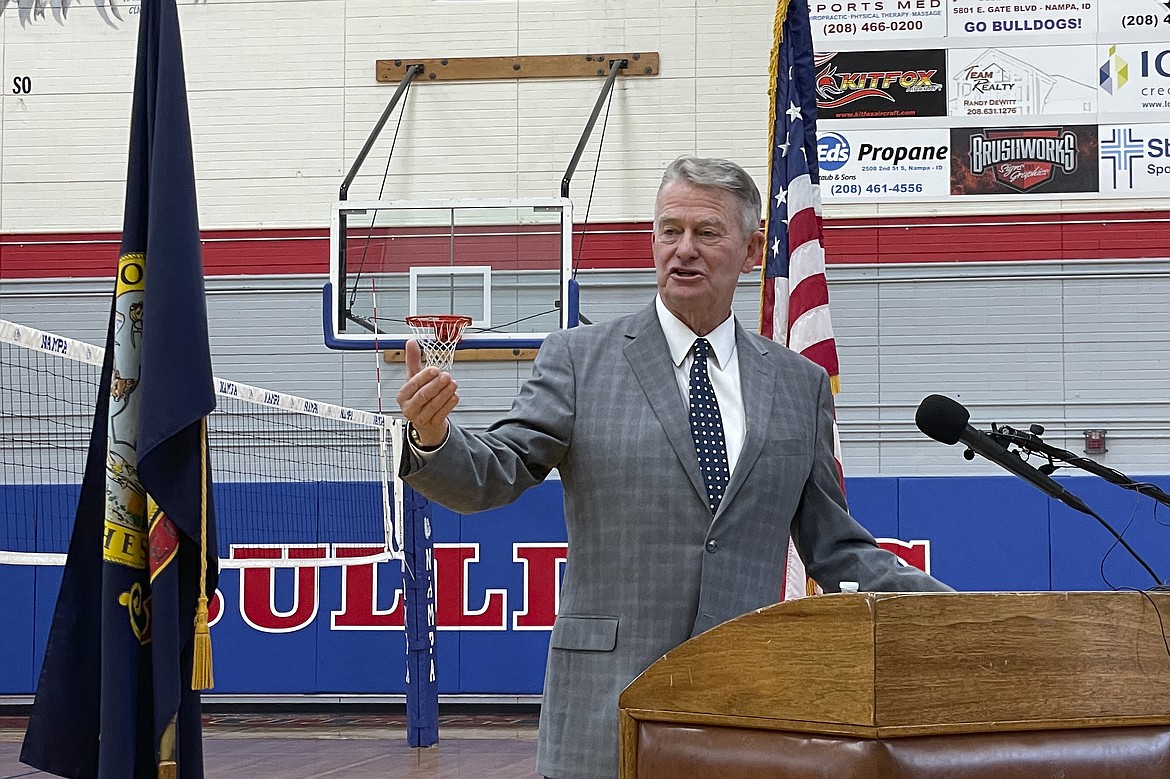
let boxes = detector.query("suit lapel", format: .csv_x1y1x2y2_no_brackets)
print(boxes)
623,305,709,510
716,324,777,516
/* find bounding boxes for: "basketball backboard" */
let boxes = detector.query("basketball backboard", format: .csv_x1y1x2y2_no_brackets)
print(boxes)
324,198,578,350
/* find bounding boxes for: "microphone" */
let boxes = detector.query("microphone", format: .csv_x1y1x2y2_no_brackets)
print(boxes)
914,394,1093,515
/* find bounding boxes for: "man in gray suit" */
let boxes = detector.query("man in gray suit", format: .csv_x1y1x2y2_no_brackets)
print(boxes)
397,157,951,779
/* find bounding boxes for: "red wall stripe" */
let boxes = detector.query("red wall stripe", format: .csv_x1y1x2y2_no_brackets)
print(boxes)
3,212,1169,281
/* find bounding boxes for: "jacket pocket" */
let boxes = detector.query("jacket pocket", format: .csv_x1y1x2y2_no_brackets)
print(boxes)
550,615,619,651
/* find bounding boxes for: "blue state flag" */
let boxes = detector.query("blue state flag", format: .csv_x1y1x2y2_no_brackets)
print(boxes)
21,0,218,775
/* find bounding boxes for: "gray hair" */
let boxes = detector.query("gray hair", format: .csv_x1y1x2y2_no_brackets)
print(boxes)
656,156,762,237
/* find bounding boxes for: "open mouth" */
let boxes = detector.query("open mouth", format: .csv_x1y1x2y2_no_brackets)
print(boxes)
671,268,703,280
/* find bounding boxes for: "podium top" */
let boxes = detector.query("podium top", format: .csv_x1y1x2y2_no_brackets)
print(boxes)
619,591,1170,738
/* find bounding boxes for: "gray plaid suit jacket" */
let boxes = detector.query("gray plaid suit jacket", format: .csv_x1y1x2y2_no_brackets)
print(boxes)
401,302,950,779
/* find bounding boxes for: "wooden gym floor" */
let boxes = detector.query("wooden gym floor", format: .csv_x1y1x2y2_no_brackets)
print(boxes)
0,710,542,778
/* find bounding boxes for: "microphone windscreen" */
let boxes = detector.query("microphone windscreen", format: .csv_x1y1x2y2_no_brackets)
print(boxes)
915,394,971,446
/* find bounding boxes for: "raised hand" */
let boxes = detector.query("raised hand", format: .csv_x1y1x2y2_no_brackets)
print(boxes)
396,339,459,447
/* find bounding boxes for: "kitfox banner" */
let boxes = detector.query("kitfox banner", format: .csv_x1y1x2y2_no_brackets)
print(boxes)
20,0,218,776
816,49,948,119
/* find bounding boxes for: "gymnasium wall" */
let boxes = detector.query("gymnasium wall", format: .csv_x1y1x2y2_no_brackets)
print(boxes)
4,471,1170,697
3,0,1170,699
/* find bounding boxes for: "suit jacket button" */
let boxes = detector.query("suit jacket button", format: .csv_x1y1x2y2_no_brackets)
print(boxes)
705,539,718,553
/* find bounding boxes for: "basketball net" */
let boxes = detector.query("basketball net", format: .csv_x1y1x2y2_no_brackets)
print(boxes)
406,315,471,372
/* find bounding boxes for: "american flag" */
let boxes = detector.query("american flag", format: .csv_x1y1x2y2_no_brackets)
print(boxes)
760,0,843,600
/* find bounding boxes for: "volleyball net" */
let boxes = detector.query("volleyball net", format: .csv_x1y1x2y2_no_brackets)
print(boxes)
0,319,403,569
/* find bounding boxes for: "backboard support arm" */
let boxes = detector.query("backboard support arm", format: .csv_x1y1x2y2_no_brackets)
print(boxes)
337,64,424,333
561,58,628,200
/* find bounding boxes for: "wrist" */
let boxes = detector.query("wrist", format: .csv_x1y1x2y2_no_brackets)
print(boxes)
409,422,448,452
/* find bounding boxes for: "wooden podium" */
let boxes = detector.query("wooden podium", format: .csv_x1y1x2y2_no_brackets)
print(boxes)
619,592,1170,778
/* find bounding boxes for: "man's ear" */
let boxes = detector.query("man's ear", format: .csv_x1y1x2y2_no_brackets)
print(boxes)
742,230,765,274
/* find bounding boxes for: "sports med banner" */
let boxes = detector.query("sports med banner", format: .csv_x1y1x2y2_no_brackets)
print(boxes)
810,1,946,44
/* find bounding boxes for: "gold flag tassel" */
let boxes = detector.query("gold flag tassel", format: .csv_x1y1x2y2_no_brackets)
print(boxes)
191,416,214,690
158,718,177,779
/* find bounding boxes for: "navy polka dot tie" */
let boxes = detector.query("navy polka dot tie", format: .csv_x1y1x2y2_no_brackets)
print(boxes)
688,338,730,514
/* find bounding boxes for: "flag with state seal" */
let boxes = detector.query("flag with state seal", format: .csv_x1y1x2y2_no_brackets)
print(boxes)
21,0,218,775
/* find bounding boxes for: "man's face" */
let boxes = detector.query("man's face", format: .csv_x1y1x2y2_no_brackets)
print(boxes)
652,181,764,335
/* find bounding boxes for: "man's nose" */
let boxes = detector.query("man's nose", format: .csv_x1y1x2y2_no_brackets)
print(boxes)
675,229,700,257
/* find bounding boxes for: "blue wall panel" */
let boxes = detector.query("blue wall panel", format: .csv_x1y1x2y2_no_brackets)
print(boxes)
1,486,38,553
37,484,82,554
898,476,1052,592
843,477,900,538
0,567,36,693
1050,475,1170,591
210,564,319,693
11,475,1170,696
314,562,405,693
456,483,564,694
31,567,63,691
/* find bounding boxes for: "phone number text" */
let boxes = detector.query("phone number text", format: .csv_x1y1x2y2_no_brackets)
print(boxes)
821,20,925,36
829,183,926,197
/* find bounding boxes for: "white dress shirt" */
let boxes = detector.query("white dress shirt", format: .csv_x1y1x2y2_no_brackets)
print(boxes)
654,296,746,478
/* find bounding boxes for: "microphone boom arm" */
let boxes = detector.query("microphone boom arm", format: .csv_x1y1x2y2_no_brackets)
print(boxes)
915,394,1167,589
992,426,1170,510
989,424,1167,588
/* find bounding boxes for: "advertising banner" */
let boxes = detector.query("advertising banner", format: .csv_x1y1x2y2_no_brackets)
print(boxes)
818,128,951,201
1097,0,1170,36
816,49,947,119
809,0,946,44
950,125,1099,195
947,0,1098,39
948,46,1097,117
1098,44,1170,113
1099,124,1170,194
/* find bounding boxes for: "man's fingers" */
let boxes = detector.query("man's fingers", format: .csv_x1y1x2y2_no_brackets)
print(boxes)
396,365,442,409
416,392,460,435
405,339,423,379
398,370,456,414
414,381,459,428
